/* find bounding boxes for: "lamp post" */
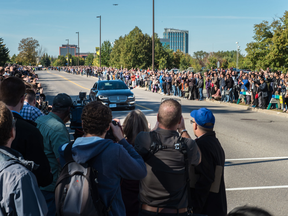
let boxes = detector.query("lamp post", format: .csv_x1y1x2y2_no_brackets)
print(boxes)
97,16,101,68
66,39,69,66
76,32,79,66
152,0,155,72
236,42,240,70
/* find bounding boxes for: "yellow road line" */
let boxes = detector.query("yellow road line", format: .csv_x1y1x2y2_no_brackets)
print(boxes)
46,71,90,90
135,103,152,110
46,71,153,110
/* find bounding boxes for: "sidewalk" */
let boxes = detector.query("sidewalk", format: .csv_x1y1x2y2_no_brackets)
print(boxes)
206,99,288,119
60,71,288,119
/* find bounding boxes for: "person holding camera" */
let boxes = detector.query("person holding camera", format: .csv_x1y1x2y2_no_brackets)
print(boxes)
59,101,147,216
134,99,201,216
36,93,73,216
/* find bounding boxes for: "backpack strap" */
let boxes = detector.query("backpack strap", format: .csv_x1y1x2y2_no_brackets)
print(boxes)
177,136,193,215
64,141,75,163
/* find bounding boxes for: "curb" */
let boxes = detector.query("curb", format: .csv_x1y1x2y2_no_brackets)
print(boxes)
58,72,288,119
206,99,288,119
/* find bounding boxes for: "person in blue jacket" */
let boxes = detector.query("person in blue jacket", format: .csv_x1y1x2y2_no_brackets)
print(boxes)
59,101,147,216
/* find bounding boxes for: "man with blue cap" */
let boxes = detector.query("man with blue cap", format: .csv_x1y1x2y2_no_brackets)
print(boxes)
189,108,227,216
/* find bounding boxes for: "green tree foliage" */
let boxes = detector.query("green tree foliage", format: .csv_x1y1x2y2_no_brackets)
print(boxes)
85,53,94,66
179,54,192,70
109,27,174,69
101,41,112,66
10,54,17,64
245,11,288,71
40,53,51,67
193,51,209,68
172,49,184,69
53,55,67,66
17,37,39,65
0,38,10,66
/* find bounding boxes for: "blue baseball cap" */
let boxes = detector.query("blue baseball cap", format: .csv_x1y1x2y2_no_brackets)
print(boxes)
190,108,215,129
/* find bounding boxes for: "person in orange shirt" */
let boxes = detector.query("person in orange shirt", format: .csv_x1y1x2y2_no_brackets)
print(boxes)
131,73,136,88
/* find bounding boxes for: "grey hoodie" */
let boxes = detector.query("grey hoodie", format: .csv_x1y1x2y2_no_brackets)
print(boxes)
0,146,48,216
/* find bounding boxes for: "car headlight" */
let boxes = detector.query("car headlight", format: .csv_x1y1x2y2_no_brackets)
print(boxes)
128,95,135,100
98,95,108,100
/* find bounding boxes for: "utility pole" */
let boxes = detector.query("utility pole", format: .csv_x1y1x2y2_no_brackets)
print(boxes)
97,16,101,67
152,0,155,72
236,42,240,70
66,39,69,66
76,32,79,66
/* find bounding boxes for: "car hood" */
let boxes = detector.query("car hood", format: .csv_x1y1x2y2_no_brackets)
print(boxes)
97,89,133,96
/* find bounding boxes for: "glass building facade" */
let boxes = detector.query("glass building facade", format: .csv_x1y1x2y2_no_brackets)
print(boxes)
59,45,77,56
163,28,188,53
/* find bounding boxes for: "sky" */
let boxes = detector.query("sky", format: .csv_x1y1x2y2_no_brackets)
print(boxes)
1,0,287,57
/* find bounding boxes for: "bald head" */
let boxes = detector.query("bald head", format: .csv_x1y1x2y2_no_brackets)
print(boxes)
158,99,182,129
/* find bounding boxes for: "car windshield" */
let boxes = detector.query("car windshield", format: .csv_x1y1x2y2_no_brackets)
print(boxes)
98,81,128,90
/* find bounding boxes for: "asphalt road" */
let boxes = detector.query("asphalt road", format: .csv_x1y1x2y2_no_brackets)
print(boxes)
39,70,288,215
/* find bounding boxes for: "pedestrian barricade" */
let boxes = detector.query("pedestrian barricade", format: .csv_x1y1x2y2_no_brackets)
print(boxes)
237,91,251,104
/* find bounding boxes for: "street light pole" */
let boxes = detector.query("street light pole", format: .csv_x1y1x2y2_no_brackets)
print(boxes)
236,42,239,70
66,39,69,67
152,0,155,72
97,16,101,68
76,32,79,66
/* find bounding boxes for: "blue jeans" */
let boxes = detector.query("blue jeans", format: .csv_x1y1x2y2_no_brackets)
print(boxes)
41,190,56,216
177,86,182,97
149,81,152,91
199,88,203,100
161,83,164,92
226,88,232,102
172,85,177,96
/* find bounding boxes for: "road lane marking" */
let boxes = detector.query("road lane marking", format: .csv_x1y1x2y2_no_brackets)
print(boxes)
136,104,152,110
226,156,288,161
226,185,288,191
46,71,90,90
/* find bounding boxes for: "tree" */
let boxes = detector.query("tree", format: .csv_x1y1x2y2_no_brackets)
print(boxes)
10,54,17,64
53,55,67,66
245,11,288,70
101,41,112,66
0,38,9,66
109,27,175,70
179,54,192,70
85,53,94,66
40,53,51,67
17,37,39,65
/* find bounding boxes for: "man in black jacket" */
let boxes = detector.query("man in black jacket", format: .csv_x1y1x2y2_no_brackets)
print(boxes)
256,78,268,109
190,108,227,216
0,77,53,187
226,74,234,102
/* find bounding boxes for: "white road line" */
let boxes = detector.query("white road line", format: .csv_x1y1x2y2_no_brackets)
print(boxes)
226,156,288,161
227,185,288,191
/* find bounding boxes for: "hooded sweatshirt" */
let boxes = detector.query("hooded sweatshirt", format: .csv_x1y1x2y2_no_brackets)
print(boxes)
59,136,147,216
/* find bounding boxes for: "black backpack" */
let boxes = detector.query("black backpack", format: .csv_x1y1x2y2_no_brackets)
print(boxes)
55,142,115,216
146,131,193,215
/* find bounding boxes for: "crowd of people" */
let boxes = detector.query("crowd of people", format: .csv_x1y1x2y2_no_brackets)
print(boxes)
0,64,276,216
49,66,288,112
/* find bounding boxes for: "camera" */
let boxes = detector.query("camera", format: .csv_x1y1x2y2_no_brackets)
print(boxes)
70,92,90,130
105,120,119,142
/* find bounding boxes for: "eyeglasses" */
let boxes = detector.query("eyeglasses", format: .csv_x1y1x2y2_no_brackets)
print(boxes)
190,120,195,124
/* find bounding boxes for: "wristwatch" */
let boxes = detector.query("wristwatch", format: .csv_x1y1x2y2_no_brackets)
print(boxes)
179,129,187,135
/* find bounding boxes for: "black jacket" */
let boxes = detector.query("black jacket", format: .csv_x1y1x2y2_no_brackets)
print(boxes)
226,77,234,89
11,112,53,187
190,131,227,216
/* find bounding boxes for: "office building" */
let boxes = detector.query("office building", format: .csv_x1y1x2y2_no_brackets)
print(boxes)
163,28,188,53
160,38,170,48
59,45,77,56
